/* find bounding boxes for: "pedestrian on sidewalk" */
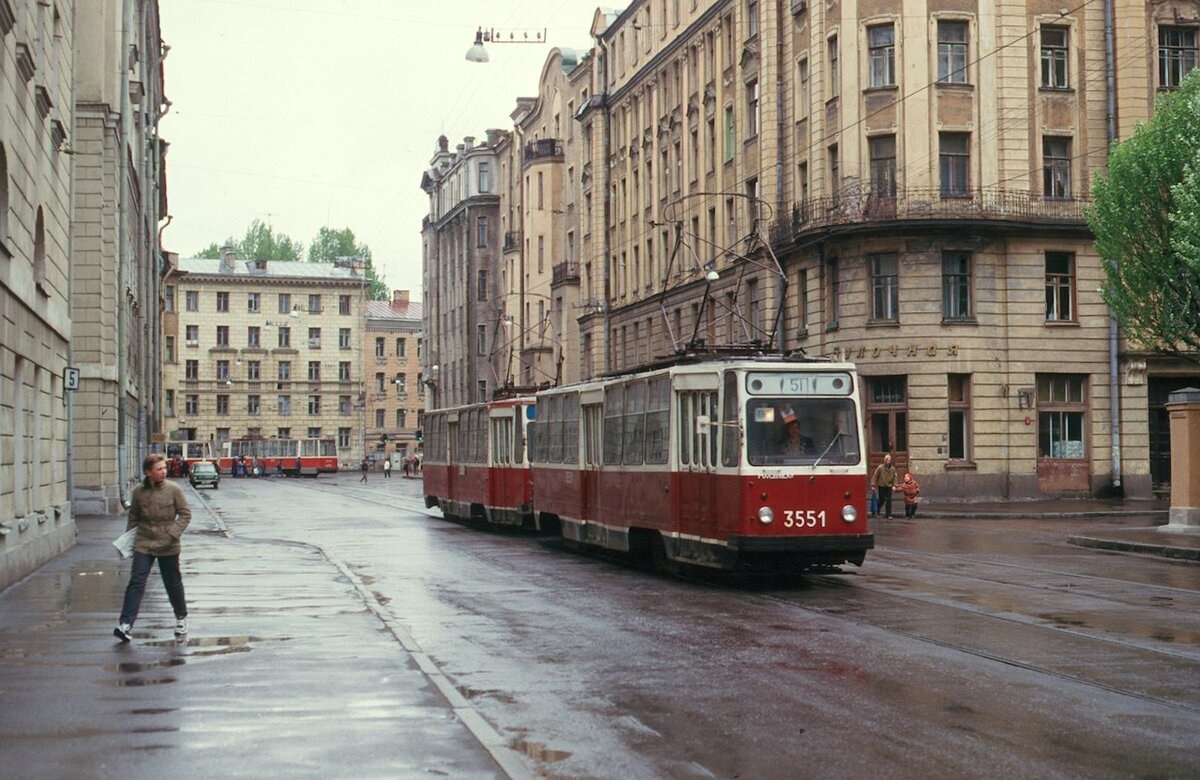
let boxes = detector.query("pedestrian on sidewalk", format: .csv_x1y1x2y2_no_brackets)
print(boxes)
871,453,899,519
360,457,369,483
383,458,392,478
114,453,192,642
899,472,921,518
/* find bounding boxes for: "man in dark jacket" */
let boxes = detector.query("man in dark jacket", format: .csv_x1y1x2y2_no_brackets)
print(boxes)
870,453,899,519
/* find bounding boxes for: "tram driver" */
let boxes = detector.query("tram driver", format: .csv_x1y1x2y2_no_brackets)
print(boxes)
780,420,816,457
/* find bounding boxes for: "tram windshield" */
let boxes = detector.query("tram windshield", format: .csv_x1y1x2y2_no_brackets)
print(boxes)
744,398,861,466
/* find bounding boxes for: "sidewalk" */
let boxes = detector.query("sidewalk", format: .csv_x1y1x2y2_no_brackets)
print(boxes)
917,496,1200,562
0,505,528,779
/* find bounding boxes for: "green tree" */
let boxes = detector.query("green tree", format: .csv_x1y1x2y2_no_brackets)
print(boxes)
193,220,304,262
307,226,388,300
1090,68,1200,356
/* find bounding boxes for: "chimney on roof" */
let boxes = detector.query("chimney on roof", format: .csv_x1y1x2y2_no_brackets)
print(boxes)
254,258,268,271
485,128,502,146
464,136,475,151
392,290,409,308
219,244,237,273
437,135,449,152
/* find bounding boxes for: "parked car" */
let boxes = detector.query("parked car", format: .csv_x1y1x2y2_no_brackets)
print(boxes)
189,461,220,490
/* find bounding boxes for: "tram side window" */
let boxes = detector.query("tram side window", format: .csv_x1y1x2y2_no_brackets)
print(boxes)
677,393,692,466
583,403,603,467
622,380,647,465
491,417,511,465
722,371,740,466
644,377,670,464
515,405,527,465
562,394,580,465
603,384,624,465
547,395,564,463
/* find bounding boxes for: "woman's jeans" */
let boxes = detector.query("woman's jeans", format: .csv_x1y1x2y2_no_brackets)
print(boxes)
119,552,187,626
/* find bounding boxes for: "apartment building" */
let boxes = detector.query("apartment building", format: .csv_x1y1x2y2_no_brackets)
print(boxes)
163,250,367,463
493,48,590,390
421,133,503,407
571,0,1200,499
0,0,76,588
364,290,425,464
72,0,169,514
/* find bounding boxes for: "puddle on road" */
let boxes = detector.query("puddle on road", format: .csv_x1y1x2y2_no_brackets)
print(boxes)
128,708,179,716
109,658,187,673
101,675,177,687
457,685,517,705
510,735,572,766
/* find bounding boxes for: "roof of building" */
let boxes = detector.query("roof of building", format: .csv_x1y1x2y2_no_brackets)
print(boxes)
177,257,364,282
366,299,424,322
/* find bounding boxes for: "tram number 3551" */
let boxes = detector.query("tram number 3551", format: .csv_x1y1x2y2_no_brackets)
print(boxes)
783,509,827,528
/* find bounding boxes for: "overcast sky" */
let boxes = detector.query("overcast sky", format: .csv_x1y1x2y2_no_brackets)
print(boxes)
158,0,605,300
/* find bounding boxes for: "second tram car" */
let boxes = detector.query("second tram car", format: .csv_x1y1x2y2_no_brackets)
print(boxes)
424,355,873,572
216,437,339,475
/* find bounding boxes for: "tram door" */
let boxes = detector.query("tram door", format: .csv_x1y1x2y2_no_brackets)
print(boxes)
446,412,460,502
675,377,720,542
580,393,604,523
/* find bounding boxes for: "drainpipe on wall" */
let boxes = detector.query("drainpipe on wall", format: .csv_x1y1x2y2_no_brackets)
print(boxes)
116,0,133,508
598,36,612,375
1104,0,1122,493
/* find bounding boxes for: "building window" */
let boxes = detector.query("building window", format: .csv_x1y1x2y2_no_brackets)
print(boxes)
308,361,321,381
278,293,291,314
396,409,407,428
216,291,229,312
797,268,809,333
248,361,261,380
869,253,900,322
164,285,175,312
375,409,385,428
186,291,199,311
395,373,407,394
247,292,260,313
477,269,488,302
216,360,231,381
1159,27,1198,89
375,337,385,358
1045,251,1075,322
186,324,198,343
479,161,491,192
746,79,760,137
339,328,351,349
477,216,489,247
248,395,261,416
339,395,351,415
308,395,321,415
868,25,895,87
216,394,229,415
248,326,261,348
828,35,840,98
1043,136,1071,199
828,144,840,203
165,336,175,363
375,373,385,393
308,327,321,349
216,428,230,443
278,395,291,416
1041,26,1069,88
277,326,291,348
937,21,968,83
278,427,291,439
477,324,487,356
396,338,406,358
339,295,351,315
478,380,488,403
825,255,840,328
165,389,175,417
278,361,292,381
338,427,351,448
948,374,971,461
746,0,759,38
339,361,351,381
868,135,896,198
724,105,735,162
798,57,810,119
942,251,973,321
307,427,321,438
1037,374,1086,458
308,294,321,314
185,394,199,415
939,132,970,196
216,325,230,346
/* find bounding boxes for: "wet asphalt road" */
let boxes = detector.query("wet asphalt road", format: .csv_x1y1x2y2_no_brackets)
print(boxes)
5,473,1200,779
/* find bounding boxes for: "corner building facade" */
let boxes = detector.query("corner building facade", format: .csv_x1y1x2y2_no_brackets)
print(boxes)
577,0,1200,499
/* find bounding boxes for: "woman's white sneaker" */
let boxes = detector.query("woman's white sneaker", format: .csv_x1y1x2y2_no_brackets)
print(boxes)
174,617,189,636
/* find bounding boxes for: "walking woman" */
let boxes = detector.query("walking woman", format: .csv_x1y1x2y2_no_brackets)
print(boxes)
113,453,192,642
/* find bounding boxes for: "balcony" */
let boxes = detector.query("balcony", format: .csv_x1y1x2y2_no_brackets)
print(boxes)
551,261,580,286
769,187,1090,249
522,138,563,165
503,231,522,252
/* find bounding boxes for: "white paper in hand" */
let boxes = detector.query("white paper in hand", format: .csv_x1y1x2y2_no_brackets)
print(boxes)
113,528,137,558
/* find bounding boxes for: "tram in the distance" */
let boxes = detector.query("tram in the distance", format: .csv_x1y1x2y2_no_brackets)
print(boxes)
424,354,873,573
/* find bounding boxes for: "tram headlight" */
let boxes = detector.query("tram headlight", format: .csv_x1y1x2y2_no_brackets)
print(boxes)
758,506,775,525
842,505,858,523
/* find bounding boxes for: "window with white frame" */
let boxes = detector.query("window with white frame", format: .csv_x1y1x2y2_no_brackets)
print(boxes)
1041,26,1069,88
1159,27,1198,88
937,21,968,83
868,25,895,87
869,252,899,322
1043,136,1071,199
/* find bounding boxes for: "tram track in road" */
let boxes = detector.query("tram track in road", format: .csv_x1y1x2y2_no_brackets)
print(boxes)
753,569,1200,716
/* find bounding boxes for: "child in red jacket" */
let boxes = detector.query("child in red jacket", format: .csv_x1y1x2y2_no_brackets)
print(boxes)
899,473,921,518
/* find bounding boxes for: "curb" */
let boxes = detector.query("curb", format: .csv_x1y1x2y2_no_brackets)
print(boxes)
1066,535,1200,561
919,511,1170,520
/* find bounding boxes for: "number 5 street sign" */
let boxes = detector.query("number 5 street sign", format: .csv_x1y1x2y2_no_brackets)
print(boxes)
64,367,80,391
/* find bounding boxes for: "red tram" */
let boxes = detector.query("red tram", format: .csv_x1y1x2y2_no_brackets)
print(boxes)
423,356,873,572
215,437,339,475
151,440,214,475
